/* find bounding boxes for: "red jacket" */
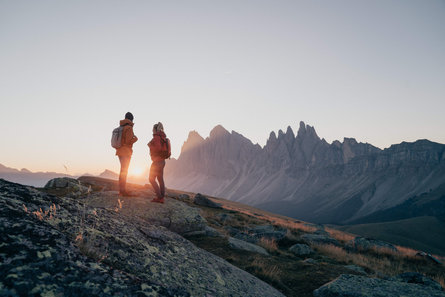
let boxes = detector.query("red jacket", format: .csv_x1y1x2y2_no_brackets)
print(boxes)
115,119,138,156
148,131,169,161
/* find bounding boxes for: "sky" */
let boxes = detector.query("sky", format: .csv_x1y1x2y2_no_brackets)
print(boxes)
1,0,444,176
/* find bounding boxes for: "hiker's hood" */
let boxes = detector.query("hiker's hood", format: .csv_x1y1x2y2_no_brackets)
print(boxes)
120,119,134,127
153,131,166,139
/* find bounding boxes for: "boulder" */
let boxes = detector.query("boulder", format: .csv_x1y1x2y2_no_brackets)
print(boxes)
228,237,269,255
344,265,367,275
386,272,443,291
301,233,340,246
415,251,442,264
0,179,284,297
289,244,313,256
313,274,445,297
178,193,190,200
44,177,89,192
228,225,287,244
193,193,223,208
303,258,318,264
350,237,398,252
183,226,223,238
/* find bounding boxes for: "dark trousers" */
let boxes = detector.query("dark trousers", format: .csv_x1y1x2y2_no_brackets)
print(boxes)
149,160,165,199
118,155,131,194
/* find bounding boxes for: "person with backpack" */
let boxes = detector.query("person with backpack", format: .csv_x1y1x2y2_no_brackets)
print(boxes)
114,112,138,196
147,122,171,203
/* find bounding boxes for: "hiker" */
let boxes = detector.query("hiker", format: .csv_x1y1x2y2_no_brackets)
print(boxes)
115,112,138,196
147,122,171,203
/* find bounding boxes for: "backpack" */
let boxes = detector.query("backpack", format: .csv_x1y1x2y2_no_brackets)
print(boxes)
159,137,171,159
111,126,124,149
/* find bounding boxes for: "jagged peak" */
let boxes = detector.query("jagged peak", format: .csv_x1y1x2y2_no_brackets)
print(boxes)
210,125,230,138
297,121,320,140
286,126,295,138
187,130,204,142
343,137,358,145
269,131,277,141
180,130,205,154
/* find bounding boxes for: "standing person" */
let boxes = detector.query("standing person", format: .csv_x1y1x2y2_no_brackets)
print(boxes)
115,112,138,196
147,122,170,203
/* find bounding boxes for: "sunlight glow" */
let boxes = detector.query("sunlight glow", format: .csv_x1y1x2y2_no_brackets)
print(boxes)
129,166,145,177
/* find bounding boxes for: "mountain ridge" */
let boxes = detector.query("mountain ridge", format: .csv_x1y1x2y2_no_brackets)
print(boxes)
164,122,445,225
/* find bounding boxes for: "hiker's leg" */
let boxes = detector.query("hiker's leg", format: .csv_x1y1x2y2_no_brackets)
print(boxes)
157,160,166,198
149,162,162,199
119,156,130,194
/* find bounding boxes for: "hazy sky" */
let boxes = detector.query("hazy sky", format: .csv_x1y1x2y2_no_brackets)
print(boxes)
1,0,444,176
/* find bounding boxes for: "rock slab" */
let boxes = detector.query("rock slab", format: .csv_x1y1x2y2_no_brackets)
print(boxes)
313,274,445,297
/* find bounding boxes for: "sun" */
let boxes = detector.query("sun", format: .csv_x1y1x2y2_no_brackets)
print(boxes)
129,166,144,177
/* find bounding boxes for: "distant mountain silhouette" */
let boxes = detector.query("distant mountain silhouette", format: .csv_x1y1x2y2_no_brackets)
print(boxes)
0,164,73,187
0,165,120,187
99,169,119,180
165,122,445,224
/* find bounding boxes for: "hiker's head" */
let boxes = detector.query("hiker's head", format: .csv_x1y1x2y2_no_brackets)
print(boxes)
125,112,134,122
153,122,164,133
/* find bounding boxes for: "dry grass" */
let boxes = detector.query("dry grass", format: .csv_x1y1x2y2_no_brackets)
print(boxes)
433,275,445,289
249,256,282,283
326,228,355,243
258,237,279,253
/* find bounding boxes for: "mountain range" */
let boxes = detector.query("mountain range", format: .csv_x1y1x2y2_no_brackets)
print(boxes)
0,164,119,187
165,122,445,225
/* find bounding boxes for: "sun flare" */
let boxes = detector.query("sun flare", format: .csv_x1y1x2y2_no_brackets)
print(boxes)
129,166,145,177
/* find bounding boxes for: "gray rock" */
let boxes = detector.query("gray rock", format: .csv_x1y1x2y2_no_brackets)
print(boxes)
87,191,207,235
228,237,269,255
303,258,318,264
0,179,284,297
178,193,190,200
44,177,89,192
183,226,222,238
194,193,223,208
313,274,445,297
230,225,287,244
387,272,443,291
415,251,442,264
289,244,313,256
351,237,398,252
344,265,367,275
301,233,340,246
205,226,223,237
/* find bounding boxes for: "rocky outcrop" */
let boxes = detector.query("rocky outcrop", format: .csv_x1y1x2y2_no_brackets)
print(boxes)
228,237,269,255
313,274,445,297
289,244,313,256
301,233,340,246
350,237,398,252
0,179,284,297
193,193,222,209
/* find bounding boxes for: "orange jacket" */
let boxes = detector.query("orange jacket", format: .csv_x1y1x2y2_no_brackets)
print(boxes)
115,119,138,156
148,131,168,161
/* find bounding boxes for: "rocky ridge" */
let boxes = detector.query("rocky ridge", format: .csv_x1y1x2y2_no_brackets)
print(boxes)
164,122,445,224
0,178,284,296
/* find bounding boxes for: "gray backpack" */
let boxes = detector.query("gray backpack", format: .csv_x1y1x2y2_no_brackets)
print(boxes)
111,126,124,149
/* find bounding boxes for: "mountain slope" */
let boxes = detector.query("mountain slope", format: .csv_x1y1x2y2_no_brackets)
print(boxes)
336,216,445,256
165,122,445,224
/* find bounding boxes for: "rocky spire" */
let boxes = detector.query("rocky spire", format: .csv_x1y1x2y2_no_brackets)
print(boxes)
180,131,205,154
209,125,230,139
